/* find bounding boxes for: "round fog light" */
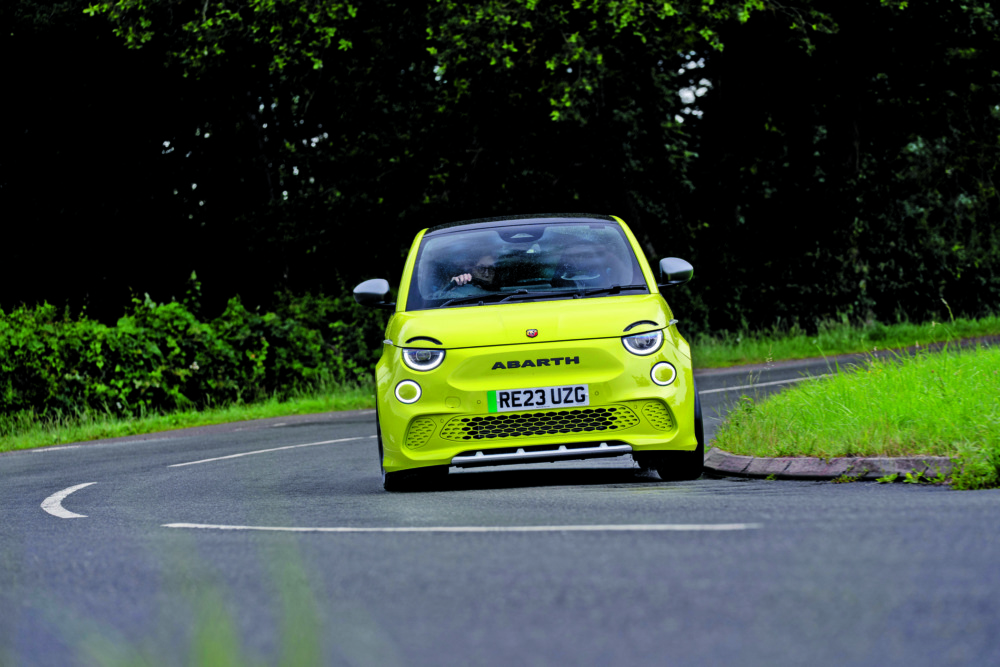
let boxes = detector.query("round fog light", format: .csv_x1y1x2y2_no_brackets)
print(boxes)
395,380,422,404
651,362,677,386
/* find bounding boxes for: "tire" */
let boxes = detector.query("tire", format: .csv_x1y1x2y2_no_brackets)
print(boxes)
376,396,448,491
383,464,449,492
637,381,705,482
376,397,388,486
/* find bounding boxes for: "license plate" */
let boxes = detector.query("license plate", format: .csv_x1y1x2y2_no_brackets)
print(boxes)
488,384,590,413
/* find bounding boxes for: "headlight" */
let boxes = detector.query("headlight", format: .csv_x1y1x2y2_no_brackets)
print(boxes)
401,348,446,371
621,330,663,356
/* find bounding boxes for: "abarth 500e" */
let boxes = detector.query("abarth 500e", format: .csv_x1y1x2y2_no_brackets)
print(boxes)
354,213,702,490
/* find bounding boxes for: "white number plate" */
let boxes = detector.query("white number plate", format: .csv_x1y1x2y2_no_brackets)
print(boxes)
488,384,590,413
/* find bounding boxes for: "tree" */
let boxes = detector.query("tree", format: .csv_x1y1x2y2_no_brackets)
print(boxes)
680,0,1000,328
7,1,996,333
74,1,792,301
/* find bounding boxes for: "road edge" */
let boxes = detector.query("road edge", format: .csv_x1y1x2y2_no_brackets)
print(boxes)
702,446,955,481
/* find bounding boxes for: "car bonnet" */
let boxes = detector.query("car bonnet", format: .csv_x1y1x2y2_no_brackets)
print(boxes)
386,293,673,350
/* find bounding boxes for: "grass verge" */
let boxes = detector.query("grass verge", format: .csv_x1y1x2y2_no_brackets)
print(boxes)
712,344,1000,489
691,314,1000,368
0,382,374,454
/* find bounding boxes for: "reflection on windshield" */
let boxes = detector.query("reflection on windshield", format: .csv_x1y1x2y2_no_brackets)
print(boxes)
407,223,648,310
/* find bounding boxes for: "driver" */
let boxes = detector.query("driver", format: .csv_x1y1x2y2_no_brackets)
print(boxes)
448,254,498,290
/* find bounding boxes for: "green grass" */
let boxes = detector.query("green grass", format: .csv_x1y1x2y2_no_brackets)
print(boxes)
0,382,374,454
712,344,1000,489
691,314,1000,368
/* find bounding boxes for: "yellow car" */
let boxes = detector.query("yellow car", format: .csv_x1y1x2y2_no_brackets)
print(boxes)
354,214,702,490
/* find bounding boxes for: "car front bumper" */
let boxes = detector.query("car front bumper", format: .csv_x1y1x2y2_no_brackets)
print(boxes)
376,336,697,473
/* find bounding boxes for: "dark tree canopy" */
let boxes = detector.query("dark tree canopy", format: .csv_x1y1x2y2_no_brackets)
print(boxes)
5,0,998,331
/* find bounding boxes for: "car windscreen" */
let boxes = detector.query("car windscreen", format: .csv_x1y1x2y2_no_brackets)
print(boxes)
406,222,649,311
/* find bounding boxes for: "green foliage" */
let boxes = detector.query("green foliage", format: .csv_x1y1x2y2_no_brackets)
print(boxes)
831,471,865,483
0,286,386,431
901,468,948,485
83,0,358,73
951,446,1000,490
428,0,731,123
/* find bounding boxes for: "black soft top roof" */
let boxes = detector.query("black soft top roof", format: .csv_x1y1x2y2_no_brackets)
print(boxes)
424,213,617,236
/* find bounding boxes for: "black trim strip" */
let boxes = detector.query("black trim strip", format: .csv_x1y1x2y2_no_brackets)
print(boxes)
405,336,443,345
623,320,659,332
426,213,614,235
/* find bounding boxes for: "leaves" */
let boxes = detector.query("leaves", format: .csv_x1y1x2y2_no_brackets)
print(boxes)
0,292,385,424
84,0,359,73
426,0,745,124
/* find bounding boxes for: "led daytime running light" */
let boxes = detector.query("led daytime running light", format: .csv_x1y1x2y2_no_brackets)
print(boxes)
622,329,663,356
395,380,422,404
401,347,446,371
651,362,677,386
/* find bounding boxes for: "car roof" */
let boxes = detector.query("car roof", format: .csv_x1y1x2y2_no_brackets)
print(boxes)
424,213,618,237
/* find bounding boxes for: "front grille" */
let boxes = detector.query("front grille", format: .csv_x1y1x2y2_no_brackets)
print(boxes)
404,417,437,449
439,405,640,441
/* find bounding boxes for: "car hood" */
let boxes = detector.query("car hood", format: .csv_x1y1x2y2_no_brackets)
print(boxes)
387,294,674,350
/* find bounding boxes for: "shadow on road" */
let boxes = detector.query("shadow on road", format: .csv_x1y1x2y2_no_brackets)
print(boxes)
388,465,681,492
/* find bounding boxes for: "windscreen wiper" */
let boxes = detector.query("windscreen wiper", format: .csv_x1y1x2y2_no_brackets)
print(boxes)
441,289,574,307
439,293,512,308
498,289,530,302
576,284,649,298
498,289,580,303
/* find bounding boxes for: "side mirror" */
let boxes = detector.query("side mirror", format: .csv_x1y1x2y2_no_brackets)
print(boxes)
658,257,694,287
353,278,395,309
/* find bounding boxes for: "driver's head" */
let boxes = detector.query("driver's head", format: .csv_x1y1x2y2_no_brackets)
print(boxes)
471,254,498,288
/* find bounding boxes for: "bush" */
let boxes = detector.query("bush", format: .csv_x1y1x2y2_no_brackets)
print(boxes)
0,280,387,429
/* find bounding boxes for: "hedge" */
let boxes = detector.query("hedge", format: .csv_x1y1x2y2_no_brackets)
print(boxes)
0,281,386,426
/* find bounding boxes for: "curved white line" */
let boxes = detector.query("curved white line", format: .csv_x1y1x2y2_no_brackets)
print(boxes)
41,483,96,519
164,523,762,533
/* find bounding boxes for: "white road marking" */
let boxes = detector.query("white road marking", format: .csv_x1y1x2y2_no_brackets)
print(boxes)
698,374,832,395
41,483,96,519
167,435,376,467
164,522,762,533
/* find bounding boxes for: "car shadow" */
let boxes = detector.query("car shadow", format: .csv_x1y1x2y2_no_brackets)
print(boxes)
392,465,683,492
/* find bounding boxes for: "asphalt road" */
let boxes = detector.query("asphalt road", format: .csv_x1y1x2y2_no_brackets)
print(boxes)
2,355,999,666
